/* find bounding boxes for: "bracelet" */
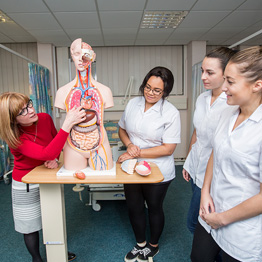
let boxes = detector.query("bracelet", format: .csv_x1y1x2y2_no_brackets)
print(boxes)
126,143,133,147
55,158,59,163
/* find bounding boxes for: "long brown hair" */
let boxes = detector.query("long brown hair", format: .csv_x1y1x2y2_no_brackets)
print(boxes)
0,92,29,148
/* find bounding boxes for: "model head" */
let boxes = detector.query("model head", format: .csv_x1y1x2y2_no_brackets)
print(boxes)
223,46,262,106
0,92,37,148
139,66,174,103
201,47,237,91
70,38,96,71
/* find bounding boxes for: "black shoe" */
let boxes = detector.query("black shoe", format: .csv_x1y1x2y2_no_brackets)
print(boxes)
68,251,76,261
124,244,146,262
137,244,159,262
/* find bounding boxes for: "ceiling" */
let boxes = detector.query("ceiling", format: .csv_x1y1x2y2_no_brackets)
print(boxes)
0,0,262,47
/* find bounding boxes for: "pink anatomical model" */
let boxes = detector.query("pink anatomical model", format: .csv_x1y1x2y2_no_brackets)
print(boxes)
55,38,114,171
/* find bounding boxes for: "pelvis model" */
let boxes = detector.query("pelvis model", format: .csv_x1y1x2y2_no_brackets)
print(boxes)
55,38,114,171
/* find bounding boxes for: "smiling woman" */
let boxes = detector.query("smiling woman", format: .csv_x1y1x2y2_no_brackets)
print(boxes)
0,91,86,262
117,66,181,262
191,46,262,262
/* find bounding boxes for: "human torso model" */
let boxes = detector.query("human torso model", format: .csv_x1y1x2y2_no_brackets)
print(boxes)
55,38,114,171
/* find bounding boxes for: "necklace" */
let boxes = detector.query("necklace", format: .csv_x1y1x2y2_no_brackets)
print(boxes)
20,124,38,142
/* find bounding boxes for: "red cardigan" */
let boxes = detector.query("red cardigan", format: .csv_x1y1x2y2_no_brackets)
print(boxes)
10,113,69,182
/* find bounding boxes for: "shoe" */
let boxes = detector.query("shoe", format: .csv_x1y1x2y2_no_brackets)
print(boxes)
137,244,159,262
124,244,145,262
68,251,76,261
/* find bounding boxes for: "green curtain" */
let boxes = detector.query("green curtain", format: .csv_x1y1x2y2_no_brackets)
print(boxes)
0,140,10,177
28,63,52,117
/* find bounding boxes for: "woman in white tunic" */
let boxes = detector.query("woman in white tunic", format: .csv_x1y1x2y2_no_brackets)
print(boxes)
118,67,181,262
191,46,262,262
183,47,237,234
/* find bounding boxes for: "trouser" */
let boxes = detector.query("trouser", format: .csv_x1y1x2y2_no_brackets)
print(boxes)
191,222,241,262
124,180,172,245
187,180,201,234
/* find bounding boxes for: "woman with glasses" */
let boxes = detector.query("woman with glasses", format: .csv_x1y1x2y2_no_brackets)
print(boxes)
117,66,181,262
0,92,86,262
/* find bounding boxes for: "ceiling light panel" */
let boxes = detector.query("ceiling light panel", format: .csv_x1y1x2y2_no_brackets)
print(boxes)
141,11,188,29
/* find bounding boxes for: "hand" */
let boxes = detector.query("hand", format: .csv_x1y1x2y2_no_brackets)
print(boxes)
127,144,141,158
62,106,86,132
202,212,224,229
117,152,134,163
199,190,215,220
44,159,59,169
182,169,191,182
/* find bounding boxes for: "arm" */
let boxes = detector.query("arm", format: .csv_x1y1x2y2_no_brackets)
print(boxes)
203,184,262,229
117,143,176,163
200,151,215,219
183,128,197,181
18,106,86,161
118,127,141,158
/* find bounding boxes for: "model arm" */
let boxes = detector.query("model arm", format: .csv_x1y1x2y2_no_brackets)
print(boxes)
203,183,262,229
182,128,197,181
199,151,215,219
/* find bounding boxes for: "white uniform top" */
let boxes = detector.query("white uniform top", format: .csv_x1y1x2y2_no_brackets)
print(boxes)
183,90,231,188
199,105,262,262
118,96,181,182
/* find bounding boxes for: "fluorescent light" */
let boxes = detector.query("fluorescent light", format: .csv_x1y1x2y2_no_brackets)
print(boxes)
140,11,188,29
0,10,13,23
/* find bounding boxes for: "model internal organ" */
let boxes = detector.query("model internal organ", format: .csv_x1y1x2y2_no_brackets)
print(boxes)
135,161,151,176
73,170,86,180
121,159,137,174
65,67,104,153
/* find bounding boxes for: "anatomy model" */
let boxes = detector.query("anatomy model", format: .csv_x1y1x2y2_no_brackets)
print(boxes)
55,38,114,171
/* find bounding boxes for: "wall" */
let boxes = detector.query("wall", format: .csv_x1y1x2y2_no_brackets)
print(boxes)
0,43,37,95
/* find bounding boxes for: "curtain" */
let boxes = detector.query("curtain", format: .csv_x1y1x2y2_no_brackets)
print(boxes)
0,140,10,177
28,63,52,117
190,61,205,134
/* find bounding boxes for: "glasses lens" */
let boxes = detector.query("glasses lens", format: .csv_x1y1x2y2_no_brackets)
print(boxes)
20,108,27,116
28,100,33,108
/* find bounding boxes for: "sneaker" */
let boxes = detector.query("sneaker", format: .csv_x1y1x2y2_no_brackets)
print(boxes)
137,244,159,262
125,244,145,262
68,251,76,261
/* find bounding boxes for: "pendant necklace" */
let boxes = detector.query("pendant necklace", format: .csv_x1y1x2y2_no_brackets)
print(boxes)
20,124,38,142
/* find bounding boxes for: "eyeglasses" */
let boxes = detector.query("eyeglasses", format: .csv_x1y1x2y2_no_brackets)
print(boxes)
144,85,163,96
17,100,33,116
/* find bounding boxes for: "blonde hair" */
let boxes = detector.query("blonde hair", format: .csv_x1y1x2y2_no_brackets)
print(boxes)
229,46,262,83
0,92,29,148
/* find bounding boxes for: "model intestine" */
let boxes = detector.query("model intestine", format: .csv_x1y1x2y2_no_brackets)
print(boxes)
65,65,104,152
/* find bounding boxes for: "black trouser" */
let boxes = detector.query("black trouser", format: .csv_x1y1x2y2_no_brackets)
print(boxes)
191,222,241,262
124,181,171,245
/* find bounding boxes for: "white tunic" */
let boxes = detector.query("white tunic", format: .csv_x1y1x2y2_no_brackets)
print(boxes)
183,90,231,188
200,105,262,262
118,96,181,182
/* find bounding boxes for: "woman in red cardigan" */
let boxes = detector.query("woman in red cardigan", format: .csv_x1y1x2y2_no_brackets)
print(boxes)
0,92,86,262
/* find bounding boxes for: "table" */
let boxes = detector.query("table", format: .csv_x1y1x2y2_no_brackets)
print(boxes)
22,162,163,262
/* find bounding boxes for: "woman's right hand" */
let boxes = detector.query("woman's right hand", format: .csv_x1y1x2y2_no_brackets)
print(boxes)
127,143,141,158
182,168,191,182
62,106,86,132
199,190,215,220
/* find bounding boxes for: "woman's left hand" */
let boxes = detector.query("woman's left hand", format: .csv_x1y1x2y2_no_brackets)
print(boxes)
202,212,223,229
44,159,59,169
117,152,134,163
